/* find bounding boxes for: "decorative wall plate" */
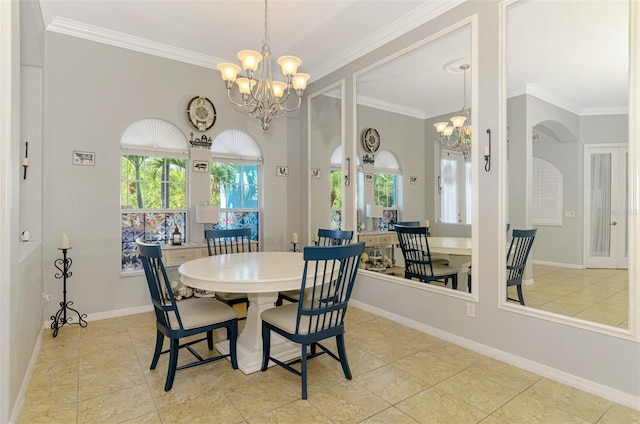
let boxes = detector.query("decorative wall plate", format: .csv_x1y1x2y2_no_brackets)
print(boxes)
362,128,380,153
187,96,216,132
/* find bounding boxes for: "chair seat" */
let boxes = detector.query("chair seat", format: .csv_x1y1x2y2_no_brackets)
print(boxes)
262,302,340,335
168,297,238,330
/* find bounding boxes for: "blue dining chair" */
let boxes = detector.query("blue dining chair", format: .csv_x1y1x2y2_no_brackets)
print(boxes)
204,228,252,314
260,242,366,399
276,228,353,306
506,228,537,305
467,224,511,292
395,225,458,289
136,240,238,391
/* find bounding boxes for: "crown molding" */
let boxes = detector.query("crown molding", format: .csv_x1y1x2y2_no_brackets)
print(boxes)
357,95,426,120
509,83,628,116
314,1,465,80
47,17,223,69
46,1,464,83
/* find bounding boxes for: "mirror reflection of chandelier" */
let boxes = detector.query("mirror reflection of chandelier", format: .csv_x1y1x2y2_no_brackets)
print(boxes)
434,62,471,159
216,0,310,132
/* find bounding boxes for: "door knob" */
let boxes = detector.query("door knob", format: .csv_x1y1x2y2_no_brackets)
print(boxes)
611,221,618,225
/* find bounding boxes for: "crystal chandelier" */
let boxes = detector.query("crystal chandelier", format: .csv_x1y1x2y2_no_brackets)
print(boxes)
216,0,310,132
434,63,471,159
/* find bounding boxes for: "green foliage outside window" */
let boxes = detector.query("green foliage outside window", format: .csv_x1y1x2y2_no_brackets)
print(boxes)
121,155,186,209
330,170,342,208
374,173,396,207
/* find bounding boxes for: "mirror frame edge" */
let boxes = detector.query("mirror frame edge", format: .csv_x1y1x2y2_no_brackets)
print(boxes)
306,79,346,243
497,0,640,340
351,15,479,302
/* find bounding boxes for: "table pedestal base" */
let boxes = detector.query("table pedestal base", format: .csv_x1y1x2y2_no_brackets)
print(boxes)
216,292,300,374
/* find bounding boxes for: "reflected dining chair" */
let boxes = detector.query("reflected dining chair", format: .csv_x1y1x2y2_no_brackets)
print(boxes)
506,228,537,306
204,228,252,314
395,225,458,289
136,240,238,391
467,224,511,292
276,228,353,306
260,242,366,399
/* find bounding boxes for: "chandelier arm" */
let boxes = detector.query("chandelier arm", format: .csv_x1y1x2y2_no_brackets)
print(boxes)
226,89,254,109
277,94,303,113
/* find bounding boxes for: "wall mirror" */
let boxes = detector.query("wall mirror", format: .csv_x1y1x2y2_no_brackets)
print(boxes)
503,0,631,330
308,81,345,240
354,19,477,297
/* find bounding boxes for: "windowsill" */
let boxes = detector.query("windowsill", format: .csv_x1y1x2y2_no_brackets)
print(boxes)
120,269,144,278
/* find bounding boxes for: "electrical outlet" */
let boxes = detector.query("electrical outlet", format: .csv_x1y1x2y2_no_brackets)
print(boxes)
466,302,475,317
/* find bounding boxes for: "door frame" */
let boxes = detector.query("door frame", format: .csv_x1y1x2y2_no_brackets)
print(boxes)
583,143,628,268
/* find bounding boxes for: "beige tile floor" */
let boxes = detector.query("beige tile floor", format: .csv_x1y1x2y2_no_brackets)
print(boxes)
19,305,640,424
509,265,629,328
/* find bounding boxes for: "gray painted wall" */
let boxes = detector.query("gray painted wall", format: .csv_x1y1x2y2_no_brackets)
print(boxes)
306,0,640,401
42,31,295,321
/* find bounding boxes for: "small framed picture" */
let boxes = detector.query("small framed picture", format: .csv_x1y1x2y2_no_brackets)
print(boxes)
364,173,373,183
276,166,289,177
72,151,95,166
311,168,320,179
410,176,418,185
192,160,209,173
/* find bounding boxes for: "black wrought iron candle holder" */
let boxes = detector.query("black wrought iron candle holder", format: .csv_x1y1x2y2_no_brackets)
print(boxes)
289,242,300,252
51,248,87,337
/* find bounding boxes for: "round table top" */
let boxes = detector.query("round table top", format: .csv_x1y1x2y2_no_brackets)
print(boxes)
427,237,472,256
178,251,307,293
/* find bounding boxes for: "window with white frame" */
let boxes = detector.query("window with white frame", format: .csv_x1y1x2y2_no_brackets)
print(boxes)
373,150,399,208
209,130,262,240
120,118,189,271
439,149,472,224
531,156,563,225
330,147,343,229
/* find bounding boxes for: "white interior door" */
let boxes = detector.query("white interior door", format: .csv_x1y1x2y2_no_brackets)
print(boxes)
584,144,628,268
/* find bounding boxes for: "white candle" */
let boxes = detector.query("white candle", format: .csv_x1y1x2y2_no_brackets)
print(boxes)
59,234,70,249
313,232,319,242
22,158,29,166
425,220,430,228
292,232,298,243
484,147,490,157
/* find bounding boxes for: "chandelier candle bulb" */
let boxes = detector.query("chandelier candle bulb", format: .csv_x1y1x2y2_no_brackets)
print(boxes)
292,232,298,244
59,234,70,249
484,147,490,156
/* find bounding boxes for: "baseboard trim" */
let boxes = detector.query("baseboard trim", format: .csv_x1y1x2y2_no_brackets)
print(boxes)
349,299,640,411
532,259,584,269
43,304,153,328
10,331,42,424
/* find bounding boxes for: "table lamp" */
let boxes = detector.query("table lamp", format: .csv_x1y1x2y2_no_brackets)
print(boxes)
196,204,220,236
366,204,384,231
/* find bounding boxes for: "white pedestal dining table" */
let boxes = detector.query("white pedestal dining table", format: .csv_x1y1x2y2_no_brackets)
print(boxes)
178,251,310,374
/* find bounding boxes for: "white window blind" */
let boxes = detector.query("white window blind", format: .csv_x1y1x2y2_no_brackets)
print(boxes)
532,157,563,225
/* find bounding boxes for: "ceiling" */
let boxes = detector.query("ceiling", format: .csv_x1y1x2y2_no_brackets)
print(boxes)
37,0,629,119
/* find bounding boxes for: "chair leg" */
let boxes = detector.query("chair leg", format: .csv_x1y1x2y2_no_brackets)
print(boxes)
261,322,271,371
517,285,525,306
275,296,283,307
336,333,352,380
301,343,308,400
229,322,238,369
150,330,163,370
467,273,471,293
452,274,458,290
207,330,214,350
165,338,179,391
